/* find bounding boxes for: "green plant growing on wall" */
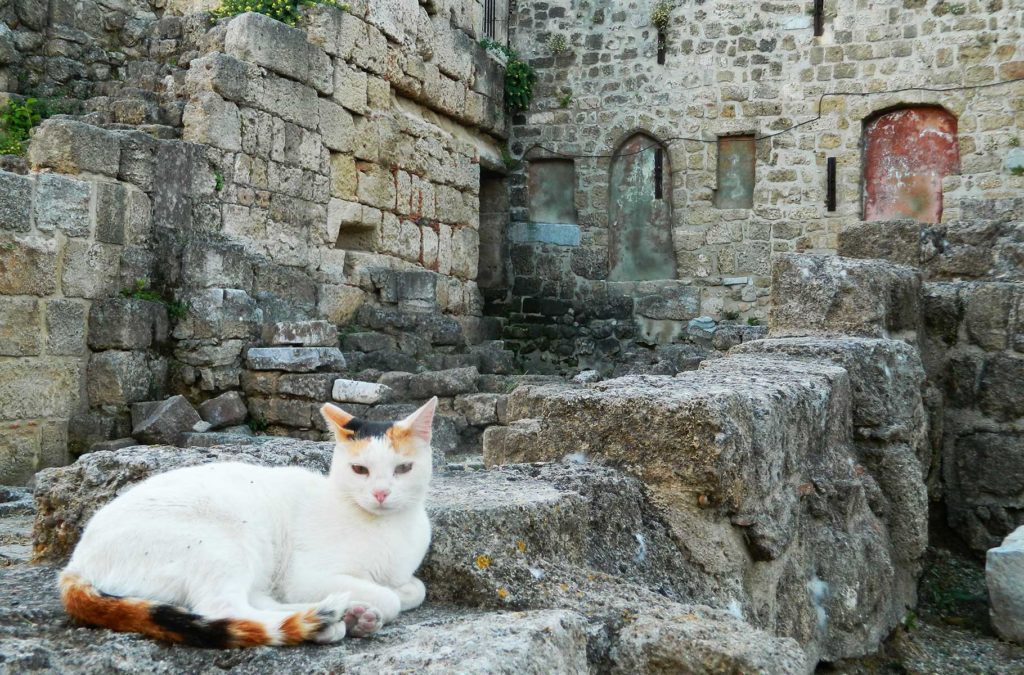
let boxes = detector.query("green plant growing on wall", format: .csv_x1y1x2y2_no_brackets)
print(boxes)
548,33,569,55
1012,166,1024,177
557,89,573,108
121,278,190,319
213,0,347,27
500,145,520,170
1010,137,1021,147
0,98,42,156
650,0,672,31
214,171,225,192
480,38,538,112
747,317,761,326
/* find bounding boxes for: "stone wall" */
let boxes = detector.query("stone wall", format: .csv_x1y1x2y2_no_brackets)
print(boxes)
0,2,509,483
490,0,1023,370
838,197,1024,553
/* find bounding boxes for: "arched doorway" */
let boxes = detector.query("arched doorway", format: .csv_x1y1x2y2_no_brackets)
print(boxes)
608,133,677,281
863,106,959,224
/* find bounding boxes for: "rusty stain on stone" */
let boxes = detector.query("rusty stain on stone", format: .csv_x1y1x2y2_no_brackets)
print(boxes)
863,107,959,224
609,134,676,281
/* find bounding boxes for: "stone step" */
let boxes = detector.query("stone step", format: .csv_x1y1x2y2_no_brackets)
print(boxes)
29,440,806,672
245,346,346,372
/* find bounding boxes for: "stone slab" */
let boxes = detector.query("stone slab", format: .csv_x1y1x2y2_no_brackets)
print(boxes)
246,347,346,372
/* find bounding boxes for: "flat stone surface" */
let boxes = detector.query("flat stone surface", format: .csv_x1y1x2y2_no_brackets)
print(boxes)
246,347,346,373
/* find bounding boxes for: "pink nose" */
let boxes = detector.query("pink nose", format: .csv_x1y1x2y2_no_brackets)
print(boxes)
373,489,390,504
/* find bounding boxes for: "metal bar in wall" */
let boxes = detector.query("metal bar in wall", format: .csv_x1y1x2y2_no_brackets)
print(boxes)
826,156,837,211
813,0,824,36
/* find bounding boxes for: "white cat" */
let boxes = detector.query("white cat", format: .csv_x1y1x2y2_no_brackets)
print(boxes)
59,397,438,647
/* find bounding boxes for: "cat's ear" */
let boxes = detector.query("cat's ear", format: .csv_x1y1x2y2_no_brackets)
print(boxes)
397,396,437,443
321,403,355,441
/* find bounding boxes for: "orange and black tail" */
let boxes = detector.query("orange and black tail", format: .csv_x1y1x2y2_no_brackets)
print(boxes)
59,572,323,648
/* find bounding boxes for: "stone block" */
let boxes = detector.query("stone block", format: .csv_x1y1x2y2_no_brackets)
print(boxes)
88,298,165,350
635,285,701,321
61,240,121,299
0,359,82,421
182,91,241,152
963,283,1017,351
246,347,346,372
197,391,248,429
0,234,57,296
277,373,340,400
93,181,129,245
0,422,38,485
225,12,332,94
987,526,1024,644
0,171,31,233
28,119,120,177
0,297,40,356
173,340,246,368
248,396,315,428
454,393,501,426
978,354,1024,422
769,254,921,339
302,5,363,59
87,351,157,407
172,289,261,341
179,241,254,290
261,320,338,347
331,378,392,404
836,220,921,268
380,366,478,399
132,395,202,446
45,299,87,356
318,98,355,153
317,283,366,324
34,172,91,237
333,61,368,114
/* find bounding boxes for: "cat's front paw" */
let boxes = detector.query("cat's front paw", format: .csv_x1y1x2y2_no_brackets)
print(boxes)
395,577,426,611
343,603,382,638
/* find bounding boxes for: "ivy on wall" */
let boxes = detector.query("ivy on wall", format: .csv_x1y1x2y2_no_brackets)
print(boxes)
480,38,538,112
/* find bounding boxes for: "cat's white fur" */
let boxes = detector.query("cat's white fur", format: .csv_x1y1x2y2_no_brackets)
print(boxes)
60,397,438,644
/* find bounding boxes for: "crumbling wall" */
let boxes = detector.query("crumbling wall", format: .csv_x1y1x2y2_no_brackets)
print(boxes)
0,2,509,482
494,0,1022,370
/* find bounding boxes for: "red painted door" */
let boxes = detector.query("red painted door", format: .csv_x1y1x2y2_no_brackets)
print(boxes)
863,107,959,224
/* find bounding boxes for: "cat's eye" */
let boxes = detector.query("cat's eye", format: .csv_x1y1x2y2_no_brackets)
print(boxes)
394,463,413,475
351,464,369,476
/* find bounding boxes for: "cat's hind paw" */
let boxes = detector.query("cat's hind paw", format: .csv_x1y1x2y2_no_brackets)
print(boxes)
307,593,351,644
343,603,382,638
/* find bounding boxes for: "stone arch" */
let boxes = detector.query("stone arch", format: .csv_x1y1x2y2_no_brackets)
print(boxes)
862,105,959,224
608,131,677,281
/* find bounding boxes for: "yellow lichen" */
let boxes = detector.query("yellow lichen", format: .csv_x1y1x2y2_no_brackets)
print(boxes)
475,554,491,569
516,540,526,553
496,587,509,599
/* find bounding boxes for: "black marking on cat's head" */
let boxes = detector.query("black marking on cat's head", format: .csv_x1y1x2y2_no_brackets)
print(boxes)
342,417,394,440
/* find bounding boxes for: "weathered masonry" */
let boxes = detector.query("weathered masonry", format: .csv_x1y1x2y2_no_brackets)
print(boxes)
494,0,1023,371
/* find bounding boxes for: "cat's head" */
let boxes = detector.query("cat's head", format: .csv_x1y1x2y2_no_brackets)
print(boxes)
320,397,437,515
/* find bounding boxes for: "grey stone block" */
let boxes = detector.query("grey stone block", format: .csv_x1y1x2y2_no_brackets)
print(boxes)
45,299,87,356
380,367,479,399
247,396,315,428
35,173,92,238
261,320,338,347
331,378,392,404
224,11,332,94
246,347,346,372
454,393,501,426
61,240,121,299
172,289,261,341
0,297,41,356
277,373,339,400
0,359,82,421
87,298,164,350
87,351,157,407
0,235,57,296
635,285,701,321
0,171,33,233
988,526,1024,644
94,181,129,245
132,395,202,446
88,438,138,453
197,391,248,429
28,119,120,177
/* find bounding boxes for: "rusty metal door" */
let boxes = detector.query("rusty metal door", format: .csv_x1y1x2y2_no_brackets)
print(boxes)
609,135,676,281
863,107,959,223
